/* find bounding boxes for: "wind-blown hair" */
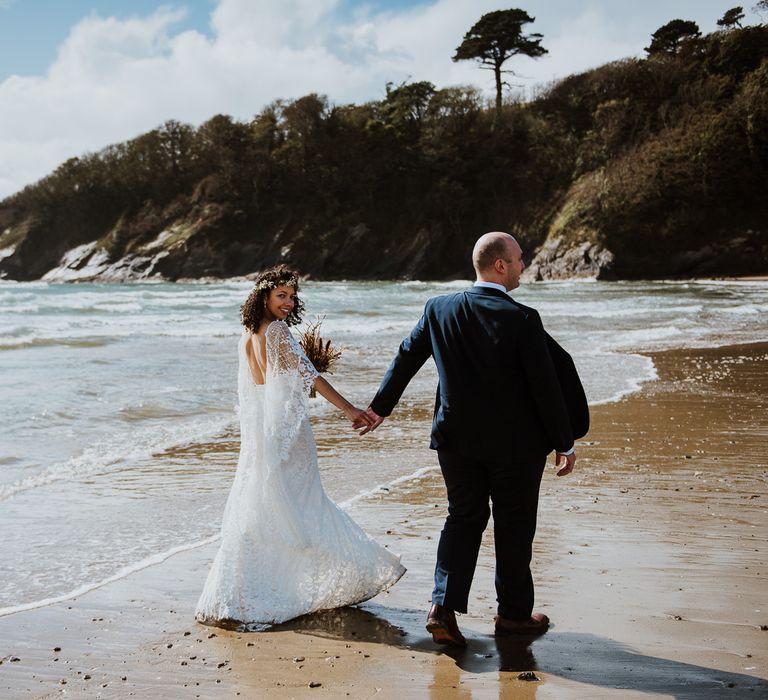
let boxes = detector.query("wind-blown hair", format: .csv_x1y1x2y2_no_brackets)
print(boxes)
240,265,305,332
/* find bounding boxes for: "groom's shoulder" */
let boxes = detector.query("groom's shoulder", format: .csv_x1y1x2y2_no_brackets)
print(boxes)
505,297,539,319
425,290,467,311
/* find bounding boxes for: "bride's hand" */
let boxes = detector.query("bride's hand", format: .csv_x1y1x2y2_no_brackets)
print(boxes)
346,406,374,431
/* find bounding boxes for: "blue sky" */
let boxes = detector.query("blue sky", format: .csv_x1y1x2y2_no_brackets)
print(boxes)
0,0,434,79
0,1,763,199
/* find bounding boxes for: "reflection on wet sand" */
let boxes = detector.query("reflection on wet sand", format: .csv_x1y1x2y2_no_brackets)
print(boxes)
274,605,410,646
258,604,768,697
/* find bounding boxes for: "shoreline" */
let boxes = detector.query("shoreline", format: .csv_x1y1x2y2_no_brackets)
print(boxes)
2,341,767,697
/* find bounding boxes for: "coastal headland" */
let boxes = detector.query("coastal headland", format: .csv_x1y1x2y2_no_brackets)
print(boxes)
1,24,766,284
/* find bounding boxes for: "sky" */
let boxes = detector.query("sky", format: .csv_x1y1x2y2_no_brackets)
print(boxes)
0,0,763,200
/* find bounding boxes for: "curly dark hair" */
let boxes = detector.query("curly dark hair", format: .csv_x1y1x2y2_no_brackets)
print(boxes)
240,265,306,332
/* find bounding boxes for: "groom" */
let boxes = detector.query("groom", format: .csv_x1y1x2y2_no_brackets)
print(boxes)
364,232,578,646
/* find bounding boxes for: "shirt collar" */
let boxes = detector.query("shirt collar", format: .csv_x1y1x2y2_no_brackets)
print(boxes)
473,281,508,294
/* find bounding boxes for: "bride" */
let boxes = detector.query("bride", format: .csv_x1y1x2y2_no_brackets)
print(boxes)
196,265,405,628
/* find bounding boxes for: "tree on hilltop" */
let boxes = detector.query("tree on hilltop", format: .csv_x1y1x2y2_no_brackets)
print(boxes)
645,19,701,57
382,80,436,128
718,7,745,29
753,1,768,21
453,8,547,125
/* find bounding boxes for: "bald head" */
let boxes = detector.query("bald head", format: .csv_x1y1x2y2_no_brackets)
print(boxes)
471,231,525,291
472,232,517,274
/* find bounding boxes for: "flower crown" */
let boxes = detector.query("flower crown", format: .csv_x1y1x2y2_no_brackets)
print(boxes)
255,275,299,292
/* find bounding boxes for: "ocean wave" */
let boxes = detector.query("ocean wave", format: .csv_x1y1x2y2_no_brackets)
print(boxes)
529,277,599,285
0,413,236,502
539,303,704,319
0,461,440,618
609,325,691,349
319,319,417,336
588,355,658,405
1,304,41,313
720,303,768,315
0,336,113,351
0,534,220,618
117,401,192,421
92,302,144,312
0,290,37,303
395,280,471,289
0,324,242,349
569,350,658,406
339,465,439,508
686,279,768,287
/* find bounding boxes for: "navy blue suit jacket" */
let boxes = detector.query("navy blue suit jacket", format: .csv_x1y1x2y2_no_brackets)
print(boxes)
370,286,576,461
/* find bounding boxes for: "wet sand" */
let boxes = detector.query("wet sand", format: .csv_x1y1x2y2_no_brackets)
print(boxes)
2,342,767,698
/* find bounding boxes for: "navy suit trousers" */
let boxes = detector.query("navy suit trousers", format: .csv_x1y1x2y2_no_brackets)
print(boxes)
432,450,546,619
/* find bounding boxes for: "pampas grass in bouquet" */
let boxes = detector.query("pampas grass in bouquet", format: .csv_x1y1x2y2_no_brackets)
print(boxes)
299,316,343,398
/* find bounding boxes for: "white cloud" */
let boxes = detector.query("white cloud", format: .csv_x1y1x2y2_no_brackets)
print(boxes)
531,6,645,90
0,0,699,200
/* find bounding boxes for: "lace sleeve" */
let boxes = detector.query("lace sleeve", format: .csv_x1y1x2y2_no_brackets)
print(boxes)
263,321,318,470
265,321,319,393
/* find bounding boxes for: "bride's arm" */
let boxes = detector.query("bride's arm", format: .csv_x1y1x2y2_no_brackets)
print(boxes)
313,375,373,430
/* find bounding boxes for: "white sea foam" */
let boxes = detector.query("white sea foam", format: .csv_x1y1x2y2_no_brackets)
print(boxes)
588,353,659,405
609,325,691,349
0,413,236,501
0,335,113,350
396,279,471,289
1,304,40,313
0,323,241,349
539,304,704,319
0,462,441,618
92,302,144,312
0,535,220,618
721,303,768,315
339,465,439,508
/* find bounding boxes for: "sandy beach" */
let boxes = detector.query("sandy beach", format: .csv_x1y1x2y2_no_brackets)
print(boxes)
2,341,767,699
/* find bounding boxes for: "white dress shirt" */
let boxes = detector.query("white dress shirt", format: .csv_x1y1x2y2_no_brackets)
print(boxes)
473,280,508,293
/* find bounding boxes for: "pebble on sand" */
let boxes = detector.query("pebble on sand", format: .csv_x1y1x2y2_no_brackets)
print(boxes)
517,672,539,682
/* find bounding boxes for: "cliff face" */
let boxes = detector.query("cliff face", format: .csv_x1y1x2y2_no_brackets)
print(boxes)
1,25,767,282
0,200,473,283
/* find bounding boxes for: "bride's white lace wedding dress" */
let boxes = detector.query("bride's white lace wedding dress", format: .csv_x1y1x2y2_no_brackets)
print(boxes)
196,321,405,627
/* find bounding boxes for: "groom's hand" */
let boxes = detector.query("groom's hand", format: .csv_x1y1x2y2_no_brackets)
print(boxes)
555,451,576,477
347,406,374,433
359,406,384,435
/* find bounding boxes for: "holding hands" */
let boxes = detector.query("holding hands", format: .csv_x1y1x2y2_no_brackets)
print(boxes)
312,376,381,435
345,405,374,431
351,406,384,435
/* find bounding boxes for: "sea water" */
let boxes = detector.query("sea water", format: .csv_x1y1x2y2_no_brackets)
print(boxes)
1,278,766,613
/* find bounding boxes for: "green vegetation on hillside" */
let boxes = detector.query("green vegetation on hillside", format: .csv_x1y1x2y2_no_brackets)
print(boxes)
0,21,766,281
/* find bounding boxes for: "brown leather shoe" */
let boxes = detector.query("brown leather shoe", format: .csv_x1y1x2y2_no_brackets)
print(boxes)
494,612,550,637
426,604,467,647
